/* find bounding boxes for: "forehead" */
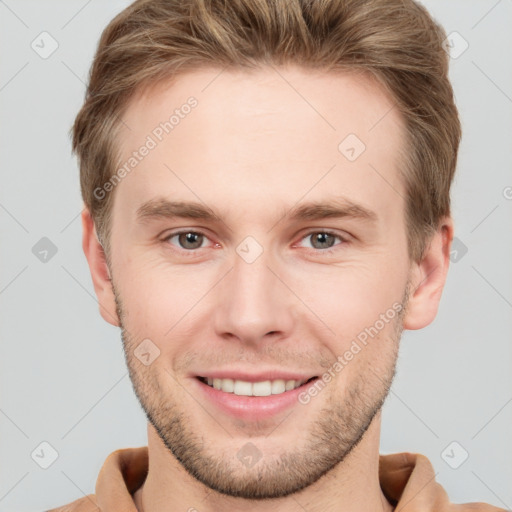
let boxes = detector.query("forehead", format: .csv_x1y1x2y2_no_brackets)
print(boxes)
113,65,405,224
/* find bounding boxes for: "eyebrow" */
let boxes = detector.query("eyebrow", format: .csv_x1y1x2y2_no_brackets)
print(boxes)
135,197,378,225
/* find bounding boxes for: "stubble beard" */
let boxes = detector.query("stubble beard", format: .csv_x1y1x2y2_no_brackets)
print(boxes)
112,280,407,499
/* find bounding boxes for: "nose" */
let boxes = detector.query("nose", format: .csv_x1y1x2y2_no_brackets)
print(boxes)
213,245,295,347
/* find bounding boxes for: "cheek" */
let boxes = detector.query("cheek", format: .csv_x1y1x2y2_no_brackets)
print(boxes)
324,304,402,393
115,254,215,336
290,259,407,343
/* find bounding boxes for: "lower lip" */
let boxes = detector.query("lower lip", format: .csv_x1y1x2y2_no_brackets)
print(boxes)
193,377,318,422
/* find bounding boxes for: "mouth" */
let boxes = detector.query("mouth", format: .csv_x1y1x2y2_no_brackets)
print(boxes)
193,374,321,421
196,376,318,397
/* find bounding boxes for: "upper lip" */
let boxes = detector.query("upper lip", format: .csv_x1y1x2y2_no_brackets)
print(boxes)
193,370,318,382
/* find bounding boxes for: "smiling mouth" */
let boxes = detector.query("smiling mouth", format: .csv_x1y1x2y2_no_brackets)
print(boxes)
196,376,318,397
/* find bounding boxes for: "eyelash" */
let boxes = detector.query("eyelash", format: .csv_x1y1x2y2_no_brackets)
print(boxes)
162,229,348,256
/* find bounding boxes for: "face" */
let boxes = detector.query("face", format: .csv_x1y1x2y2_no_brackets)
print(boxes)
102,66,414,499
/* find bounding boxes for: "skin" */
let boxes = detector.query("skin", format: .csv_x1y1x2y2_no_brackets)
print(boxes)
82,65,453,511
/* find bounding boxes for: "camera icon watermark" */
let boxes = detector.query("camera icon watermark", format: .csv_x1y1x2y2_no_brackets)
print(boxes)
32,237,58,263
134,338,161,366
338,133,366,162
441,441,469,469
237,442,262,468
31,441,59,469
236,236,263,264
442,31,469,59
31,31,59,59
449,236,468,263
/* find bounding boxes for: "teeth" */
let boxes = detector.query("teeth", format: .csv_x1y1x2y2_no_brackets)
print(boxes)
271,380,286,394
234,380,253,396
204,378,308,396
285,380,296,391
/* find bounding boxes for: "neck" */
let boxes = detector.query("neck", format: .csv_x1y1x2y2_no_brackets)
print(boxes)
133,412,393,512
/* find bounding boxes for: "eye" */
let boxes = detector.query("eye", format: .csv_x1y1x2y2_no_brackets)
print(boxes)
164,230,210,250
161,229,347,255
297,231,346,252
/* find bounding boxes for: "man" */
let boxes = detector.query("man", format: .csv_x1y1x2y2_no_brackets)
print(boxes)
49,0,505,510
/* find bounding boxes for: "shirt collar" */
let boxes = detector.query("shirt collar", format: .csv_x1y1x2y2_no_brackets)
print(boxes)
94,447,451,510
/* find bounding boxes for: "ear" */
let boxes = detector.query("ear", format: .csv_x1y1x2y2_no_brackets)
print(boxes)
403,216,453,330
81,207,120,327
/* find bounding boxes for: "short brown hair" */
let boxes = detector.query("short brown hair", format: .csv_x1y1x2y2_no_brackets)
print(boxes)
72,0,461,263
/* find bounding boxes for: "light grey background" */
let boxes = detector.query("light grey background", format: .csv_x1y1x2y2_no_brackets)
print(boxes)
1,1,511,510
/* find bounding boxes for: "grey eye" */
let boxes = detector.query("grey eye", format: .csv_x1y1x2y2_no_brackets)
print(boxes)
169,232,206,250
308,232,338,250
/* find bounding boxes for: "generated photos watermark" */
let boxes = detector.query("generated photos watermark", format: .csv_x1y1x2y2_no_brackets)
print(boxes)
298,302,403,405
93,96,198,201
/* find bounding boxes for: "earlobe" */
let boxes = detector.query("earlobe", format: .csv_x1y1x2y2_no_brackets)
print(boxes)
81,207,120,327
402,217,454,330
